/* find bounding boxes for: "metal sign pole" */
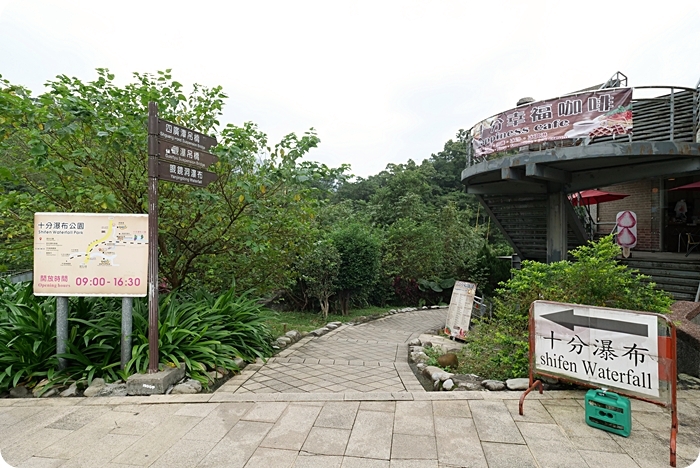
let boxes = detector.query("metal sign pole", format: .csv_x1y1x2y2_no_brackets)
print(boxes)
121,297,133,370
56,296,69,370
147,102,159,373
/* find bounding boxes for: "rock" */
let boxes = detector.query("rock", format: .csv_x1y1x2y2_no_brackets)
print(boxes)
233,358,247,370
328,321,342,327
409,346,425,354
41,388,58,398
437,353,459,370
310,328,329,337
423,342,433,348
126,366,185,396
422,366,443,379
285,330,302,342
408,338,422,347
482,380,506,391
452,374,484,391
215,367,230,376
277,336,292,345
505,378,530,391
60,383,79,397
171,379,202,394
416,363,426,371
325,323,339,330
439,372,454,381
207,371,224,381
541,376,559,385
410,352,429,364
32,379,50,397
83,378,106,397
442,379,454,391
98,383,127,397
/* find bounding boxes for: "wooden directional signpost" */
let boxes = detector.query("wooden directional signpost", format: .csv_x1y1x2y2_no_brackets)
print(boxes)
519,300,679,467
147,102,218,373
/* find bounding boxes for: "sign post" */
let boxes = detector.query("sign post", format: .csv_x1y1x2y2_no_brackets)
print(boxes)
519,300,678,467
147,102,160,373
145,102,218,374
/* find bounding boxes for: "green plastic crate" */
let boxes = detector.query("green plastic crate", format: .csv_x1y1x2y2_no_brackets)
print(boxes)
584,389,632,437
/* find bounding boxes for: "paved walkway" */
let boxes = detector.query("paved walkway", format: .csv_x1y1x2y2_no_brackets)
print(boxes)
0,309,699,468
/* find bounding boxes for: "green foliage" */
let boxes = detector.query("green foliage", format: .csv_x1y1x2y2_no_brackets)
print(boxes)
298,239,341,318
0,279,275,393
0,70,345,293
330,224,382,314
463,236,673,379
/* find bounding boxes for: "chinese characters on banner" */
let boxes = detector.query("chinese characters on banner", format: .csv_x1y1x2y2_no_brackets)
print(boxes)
534,301,660,398
33,213,148,296
444,281,477,339
470,88,633,159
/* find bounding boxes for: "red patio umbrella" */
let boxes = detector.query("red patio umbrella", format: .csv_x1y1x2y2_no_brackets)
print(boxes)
569,189,630,206
669,181,700,191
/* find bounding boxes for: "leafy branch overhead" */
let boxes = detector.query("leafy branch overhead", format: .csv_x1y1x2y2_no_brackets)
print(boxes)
0,70,345,291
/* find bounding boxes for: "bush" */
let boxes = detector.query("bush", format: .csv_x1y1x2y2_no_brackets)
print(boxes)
462,236,673,379
0,279,276,393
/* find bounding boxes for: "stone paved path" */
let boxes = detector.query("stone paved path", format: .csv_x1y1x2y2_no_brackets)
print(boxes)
217,310,445,395
0,309,699,468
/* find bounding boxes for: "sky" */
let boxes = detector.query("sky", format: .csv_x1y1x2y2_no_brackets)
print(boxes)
1,1,699,178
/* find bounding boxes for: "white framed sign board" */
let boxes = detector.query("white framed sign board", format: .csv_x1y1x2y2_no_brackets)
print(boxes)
533,301,660,398
444,281,477,339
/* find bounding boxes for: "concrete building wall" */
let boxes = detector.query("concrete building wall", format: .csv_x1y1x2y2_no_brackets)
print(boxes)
596,179,661,251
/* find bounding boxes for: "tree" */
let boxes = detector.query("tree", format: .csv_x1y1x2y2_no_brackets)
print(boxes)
330,224,381,314
0,70,344,293
298,239,341,318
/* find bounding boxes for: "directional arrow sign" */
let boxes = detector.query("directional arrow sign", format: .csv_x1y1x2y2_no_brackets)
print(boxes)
158,141,218,170
158,119,217,152
541,308,649,337
157,161,217,188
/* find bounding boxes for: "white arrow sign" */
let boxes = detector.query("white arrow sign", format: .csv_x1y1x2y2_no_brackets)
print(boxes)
533,301,660,398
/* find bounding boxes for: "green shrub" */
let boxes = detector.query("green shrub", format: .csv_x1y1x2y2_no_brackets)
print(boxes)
463,236,673,379
0,279,276,393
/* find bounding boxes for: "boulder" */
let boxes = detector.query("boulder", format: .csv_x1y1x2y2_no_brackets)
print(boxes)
171,379,202,394
442,379,454,391
83,378,106,397
60,383,79,398
481,380,506,391
505,378,530,391
408,338,422,347
9,385,30,398
285,330,302,342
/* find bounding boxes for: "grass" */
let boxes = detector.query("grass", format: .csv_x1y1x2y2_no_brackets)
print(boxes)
266,306,401,338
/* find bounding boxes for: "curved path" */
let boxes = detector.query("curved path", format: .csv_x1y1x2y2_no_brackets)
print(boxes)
216,309,445,395
0,308,698,467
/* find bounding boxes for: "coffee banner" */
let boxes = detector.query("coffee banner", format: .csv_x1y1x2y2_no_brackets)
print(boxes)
470,88,633,158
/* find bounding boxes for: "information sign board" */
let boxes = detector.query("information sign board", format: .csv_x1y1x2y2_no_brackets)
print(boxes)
533,301,660,398
158,140,218,169
158,119,217,152
157,160,218,187
444,281,477,339
33,213,148,296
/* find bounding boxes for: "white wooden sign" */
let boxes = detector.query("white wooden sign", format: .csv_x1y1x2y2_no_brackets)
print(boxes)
534,301,659,398
444,281,476,339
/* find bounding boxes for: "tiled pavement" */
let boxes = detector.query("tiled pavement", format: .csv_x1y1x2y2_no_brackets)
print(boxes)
216,309,446,395
0,309,699,468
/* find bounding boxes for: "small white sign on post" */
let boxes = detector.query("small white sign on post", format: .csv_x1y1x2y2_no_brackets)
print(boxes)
534,301,660,398
444,281,477,339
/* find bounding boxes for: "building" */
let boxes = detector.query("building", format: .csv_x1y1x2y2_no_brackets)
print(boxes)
461,72,700,300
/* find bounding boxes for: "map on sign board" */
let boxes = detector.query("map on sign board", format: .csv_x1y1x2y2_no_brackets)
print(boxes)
444,281,477,339
533,301,660,398
33,213,148,297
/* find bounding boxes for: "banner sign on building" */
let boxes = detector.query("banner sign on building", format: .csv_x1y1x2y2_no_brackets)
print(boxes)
471,88,633,158
444,281,477,339
34,213,148,297
533,301,660,399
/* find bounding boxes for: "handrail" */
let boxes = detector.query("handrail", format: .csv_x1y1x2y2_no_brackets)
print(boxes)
466,85,699,167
